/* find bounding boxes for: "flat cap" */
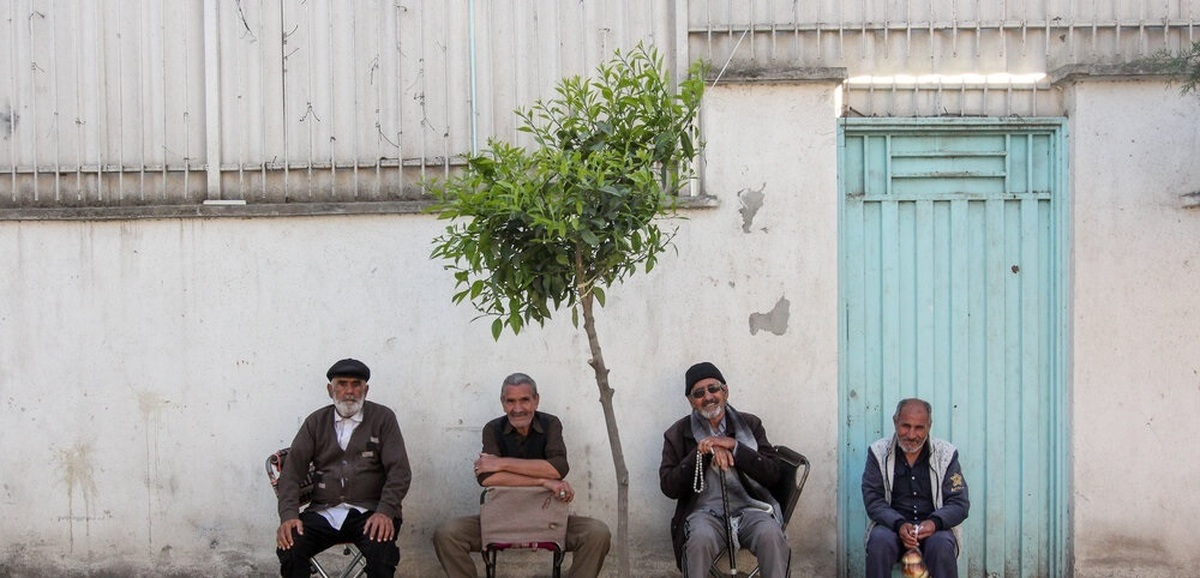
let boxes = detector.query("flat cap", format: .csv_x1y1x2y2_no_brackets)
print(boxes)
326,358,370,382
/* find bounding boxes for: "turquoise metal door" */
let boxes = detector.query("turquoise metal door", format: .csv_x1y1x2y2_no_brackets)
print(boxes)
838,119,1069,578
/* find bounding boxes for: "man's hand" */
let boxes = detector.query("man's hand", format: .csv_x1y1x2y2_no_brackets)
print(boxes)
697,435,737,470
899,521,933,549
543,479,575,503
474,452,504,475
363,512,395,542
277,518,303,550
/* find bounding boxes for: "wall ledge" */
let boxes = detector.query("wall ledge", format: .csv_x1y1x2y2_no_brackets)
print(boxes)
1,195,721,222
1048,63,1176,85
707,66,847,85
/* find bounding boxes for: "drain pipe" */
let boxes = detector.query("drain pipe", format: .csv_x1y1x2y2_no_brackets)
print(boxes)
468,0,479,154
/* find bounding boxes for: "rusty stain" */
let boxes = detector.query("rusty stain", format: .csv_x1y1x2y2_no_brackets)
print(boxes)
56,442,98,552
749,295,791,336
738,183,767,233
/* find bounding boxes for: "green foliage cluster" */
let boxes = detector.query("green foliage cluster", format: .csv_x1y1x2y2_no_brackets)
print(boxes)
1144,40,1200,94
429,44,705,339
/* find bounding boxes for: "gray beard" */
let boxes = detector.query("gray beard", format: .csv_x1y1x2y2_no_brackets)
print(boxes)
699,403,725,421
898,439,923,454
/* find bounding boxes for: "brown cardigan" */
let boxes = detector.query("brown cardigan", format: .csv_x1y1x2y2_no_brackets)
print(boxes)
277,400,412,522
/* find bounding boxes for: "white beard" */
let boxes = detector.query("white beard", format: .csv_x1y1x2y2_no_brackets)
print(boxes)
334,398,363,418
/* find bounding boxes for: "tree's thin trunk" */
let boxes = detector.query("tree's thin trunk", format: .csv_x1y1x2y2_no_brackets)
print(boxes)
579,287,630,578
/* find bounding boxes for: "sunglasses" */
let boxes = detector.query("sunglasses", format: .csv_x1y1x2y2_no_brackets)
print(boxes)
689,384,725,399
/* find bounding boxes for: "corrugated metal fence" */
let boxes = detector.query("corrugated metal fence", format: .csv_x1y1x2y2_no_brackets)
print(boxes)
1,0,1197,211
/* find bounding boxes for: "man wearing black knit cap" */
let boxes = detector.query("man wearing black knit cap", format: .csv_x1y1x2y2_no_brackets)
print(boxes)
659,362,791,577
275,358,412,578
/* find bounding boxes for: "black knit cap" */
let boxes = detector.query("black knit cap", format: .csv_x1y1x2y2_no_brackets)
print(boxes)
684,361,725,394
326,358,370,382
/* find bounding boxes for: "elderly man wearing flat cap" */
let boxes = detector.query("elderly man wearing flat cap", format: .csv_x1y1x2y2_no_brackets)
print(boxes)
275,358,412,578
659,362,790,577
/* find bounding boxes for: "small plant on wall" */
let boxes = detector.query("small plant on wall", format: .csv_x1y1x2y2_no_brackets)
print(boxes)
427,43,705,577
1142,40,1200,94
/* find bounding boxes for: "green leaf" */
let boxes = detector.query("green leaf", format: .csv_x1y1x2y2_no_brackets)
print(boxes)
593,286,606,307
490,318,503,341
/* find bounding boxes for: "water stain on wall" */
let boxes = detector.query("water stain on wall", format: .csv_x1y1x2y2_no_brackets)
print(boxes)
55,442,98,551
137,390,171,548
749,295,791,336
0,102,18,140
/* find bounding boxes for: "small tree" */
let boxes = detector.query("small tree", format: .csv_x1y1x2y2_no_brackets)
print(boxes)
428,44,704,577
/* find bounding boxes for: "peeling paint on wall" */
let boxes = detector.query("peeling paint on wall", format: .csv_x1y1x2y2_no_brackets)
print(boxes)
749,295,790,336
738,183,767,233
55,442,98,551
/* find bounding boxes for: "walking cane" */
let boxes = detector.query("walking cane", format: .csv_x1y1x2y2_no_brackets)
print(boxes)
718,468,738,576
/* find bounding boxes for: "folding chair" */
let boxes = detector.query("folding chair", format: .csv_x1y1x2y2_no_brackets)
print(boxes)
478,486,570,578
709,445,811,578
266,448,367,578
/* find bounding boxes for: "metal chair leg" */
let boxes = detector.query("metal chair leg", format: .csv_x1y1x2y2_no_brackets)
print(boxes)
482,549,498,578
552,546,565,578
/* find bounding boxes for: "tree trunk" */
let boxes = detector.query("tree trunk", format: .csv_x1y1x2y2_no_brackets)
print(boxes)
579,289,630,578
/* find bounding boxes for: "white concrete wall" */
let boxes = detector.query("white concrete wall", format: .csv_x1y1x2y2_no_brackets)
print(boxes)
1067,79,1200,578
5,74,1199,578
0,82,843,577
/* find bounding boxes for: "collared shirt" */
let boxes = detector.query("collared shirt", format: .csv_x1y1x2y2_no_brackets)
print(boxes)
478,411,570,483
334,408,363,450
890,442,935,530
321,407,367,530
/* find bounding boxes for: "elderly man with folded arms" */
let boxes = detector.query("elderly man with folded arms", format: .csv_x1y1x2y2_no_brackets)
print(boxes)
433,372,611,578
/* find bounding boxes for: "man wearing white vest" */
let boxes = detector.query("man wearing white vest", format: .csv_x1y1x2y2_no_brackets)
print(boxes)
862,398,969,578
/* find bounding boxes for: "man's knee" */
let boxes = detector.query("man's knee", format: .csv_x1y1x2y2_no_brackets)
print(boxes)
433,516,480,551
683,516,723,553
567,516,611,552
922,530,957,559
357,538,401,567
865,526,901,561
757,525,788,549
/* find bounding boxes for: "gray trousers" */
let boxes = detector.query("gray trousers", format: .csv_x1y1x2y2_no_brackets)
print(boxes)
432,514,611,578
682,509,790,578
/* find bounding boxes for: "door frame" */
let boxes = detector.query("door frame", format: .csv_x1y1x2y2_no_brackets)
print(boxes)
834,116,1071,577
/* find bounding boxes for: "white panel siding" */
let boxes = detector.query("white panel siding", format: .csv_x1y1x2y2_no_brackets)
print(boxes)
1,0,1197,209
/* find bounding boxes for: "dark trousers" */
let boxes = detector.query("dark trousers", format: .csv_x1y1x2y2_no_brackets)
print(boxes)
864,525,957,578
277,509,402,578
